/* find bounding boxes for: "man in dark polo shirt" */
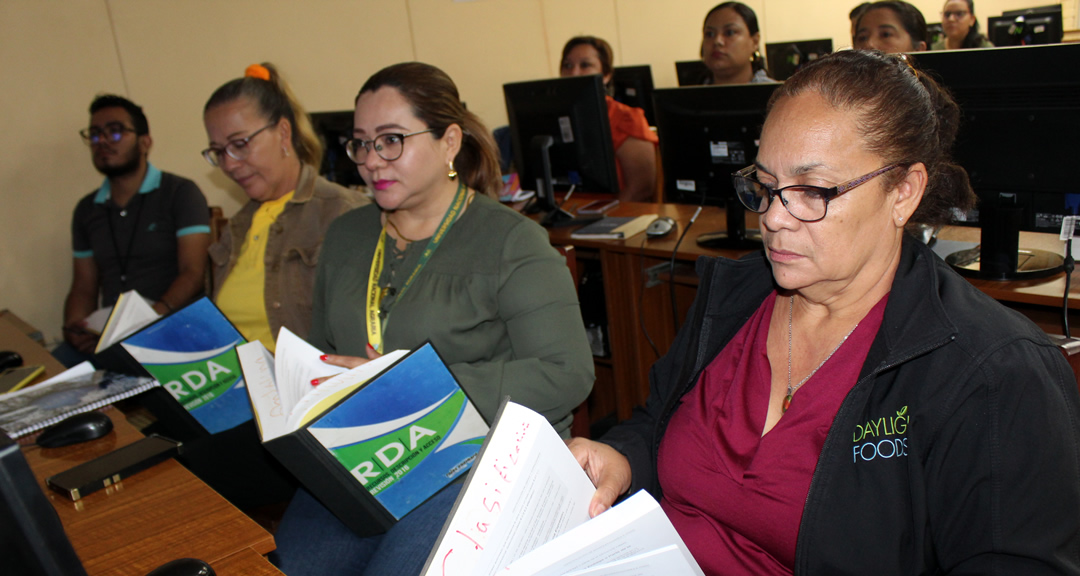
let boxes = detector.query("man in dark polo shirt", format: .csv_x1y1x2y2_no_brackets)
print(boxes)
60,95,211,361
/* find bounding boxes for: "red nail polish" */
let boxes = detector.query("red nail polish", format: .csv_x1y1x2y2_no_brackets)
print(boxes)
366,343,375,352
319,355,329,361
311,379,320,387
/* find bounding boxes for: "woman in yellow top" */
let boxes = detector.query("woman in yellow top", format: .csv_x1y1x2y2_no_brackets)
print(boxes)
203,63,366,352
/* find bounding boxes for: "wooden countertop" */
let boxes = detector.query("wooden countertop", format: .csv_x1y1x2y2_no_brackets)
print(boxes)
22,409,278,576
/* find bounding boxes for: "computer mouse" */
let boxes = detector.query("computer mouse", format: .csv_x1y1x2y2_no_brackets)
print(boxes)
646,216,676,238
37,411,114,448
0,350,22,371
145,558,216,576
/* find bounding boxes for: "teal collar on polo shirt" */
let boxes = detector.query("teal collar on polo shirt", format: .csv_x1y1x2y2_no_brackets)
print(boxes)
94,163,163,204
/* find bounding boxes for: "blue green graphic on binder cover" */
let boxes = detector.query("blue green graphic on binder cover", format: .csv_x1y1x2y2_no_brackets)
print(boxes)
120,297,252,434
307,343,486,520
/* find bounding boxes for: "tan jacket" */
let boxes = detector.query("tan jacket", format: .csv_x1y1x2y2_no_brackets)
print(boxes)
210,163,367,340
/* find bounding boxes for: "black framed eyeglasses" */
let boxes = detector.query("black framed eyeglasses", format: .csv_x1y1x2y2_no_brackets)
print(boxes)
79,124,136,146
201,122,276,167
732,163,903,222
345,129,436,164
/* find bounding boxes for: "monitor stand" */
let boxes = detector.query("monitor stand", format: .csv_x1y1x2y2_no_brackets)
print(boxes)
945,201,1063,280
527,134,600,228
696,200,764,250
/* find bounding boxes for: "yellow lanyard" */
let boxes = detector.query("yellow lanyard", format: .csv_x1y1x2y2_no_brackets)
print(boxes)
365,181,468,352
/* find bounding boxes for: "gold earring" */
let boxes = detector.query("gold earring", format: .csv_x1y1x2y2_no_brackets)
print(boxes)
448,160,457,180
751,50,761,63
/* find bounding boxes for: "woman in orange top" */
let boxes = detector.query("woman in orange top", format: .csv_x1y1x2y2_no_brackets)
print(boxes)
560,36,658,202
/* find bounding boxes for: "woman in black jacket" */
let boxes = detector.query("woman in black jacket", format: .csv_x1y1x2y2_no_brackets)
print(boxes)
570,49,1080,575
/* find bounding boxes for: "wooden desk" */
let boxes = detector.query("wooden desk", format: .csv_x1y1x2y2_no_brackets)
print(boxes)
548,202,738,421
22,409,280,576
936,226,1080,333
0,312,66,383
551,201,1080,423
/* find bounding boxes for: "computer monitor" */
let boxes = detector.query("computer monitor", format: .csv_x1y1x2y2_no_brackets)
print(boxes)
914,44,1080,279
1002,4,1064,17
611,65,656,126
503,75,620,221
653,83,781,248
765,39,832,81
0,432,89,576
309,111,367,188
988,4,1063,47
675,60,710,86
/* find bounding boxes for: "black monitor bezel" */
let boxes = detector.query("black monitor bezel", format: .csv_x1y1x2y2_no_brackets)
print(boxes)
764,39,833,82
914,44,1080,279
503,75,620,208
611,65,656,126
0,433,88,576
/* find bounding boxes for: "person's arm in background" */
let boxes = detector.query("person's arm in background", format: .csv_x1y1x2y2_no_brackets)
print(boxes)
153,179,212,314
63,257,99,353
152,232,210,314
64,197,100,353
615,137,657,203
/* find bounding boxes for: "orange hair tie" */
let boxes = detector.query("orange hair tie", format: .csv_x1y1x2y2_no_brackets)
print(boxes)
244,64,271,81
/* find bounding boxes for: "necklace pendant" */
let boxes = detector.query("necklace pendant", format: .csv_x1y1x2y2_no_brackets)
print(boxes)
782,394,793,413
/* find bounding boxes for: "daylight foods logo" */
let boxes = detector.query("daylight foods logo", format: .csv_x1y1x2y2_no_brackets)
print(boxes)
853,406,908,462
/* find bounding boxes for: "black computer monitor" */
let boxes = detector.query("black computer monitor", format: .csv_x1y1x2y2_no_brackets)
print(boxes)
675,60,710,86
310,110,367,188
1003,4,1064,16
503,75,620,221
914,44,1080,279
765,39,832,82
0,432,89,576
988,4,1063,47
653,83,781,248
611,65,656,126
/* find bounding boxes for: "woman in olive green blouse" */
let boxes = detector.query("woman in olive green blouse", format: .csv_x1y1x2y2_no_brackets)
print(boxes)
272,62,594,576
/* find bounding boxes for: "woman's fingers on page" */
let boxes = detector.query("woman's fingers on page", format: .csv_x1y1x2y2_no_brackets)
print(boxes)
319,354,369,369
567,438,632,517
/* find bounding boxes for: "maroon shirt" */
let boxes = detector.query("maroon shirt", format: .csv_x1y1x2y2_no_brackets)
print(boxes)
658,291,887,575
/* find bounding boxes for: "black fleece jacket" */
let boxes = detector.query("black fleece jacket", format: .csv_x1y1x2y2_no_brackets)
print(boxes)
600,235,1080,575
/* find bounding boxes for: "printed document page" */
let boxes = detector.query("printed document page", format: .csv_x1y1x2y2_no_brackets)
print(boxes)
274,327,347,415
502,490,704,576
423,401,596,576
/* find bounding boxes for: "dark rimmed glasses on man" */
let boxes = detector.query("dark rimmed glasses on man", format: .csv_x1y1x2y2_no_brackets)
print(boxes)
201,122,276,167
345,129,436,164
732,163,903,222
79,124,136,146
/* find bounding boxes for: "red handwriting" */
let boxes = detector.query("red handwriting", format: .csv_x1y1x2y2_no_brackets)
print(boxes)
455,529,484,551
441,548,454,576
443,418,534,567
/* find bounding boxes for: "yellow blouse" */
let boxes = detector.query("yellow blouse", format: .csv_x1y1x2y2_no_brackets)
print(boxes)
216,191,294,352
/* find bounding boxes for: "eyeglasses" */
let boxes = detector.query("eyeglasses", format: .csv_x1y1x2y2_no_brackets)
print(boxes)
201,122,276,167
732,163,903,222
942,10,970,19
345,129,435,164
80,124,136,146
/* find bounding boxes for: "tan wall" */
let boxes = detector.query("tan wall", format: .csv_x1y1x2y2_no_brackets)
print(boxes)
0,0,1067,342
